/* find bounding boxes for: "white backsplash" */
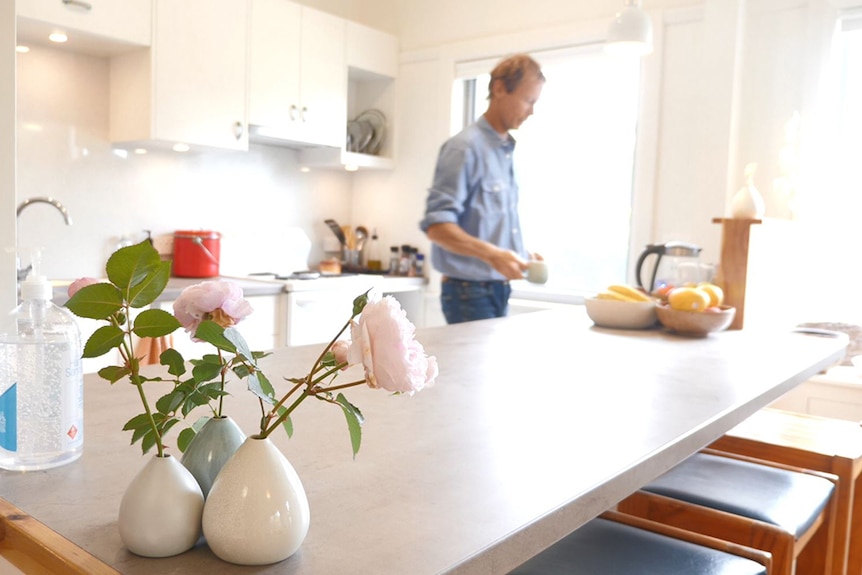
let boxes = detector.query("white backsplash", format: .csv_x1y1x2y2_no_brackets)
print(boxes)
15,45,353,280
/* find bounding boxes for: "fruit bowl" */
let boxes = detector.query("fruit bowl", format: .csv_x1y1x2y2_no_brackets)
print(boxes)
584,297,658,329
655,303,735,336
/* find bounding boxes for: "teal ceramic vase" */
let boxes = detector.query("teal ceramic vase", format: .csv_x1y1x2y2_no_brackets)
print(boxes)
181,416,246,498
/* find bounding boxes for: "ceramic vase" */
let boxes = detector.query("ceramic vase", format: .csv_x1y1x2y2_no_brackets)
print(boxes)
202,435,310,565
118,454,204,557
181,416,246,497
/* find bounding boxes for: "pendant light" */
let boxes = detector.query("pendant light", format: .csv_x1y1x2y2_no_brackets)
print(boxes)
604,0,654,57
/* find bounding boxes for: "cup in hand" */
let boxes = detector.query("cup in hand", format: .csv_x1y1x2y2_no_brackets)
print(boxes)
526,260,548,284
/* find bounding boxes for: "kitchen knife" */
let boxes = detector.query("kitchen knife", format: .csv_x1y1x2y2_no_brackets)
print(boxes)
324,219,347,246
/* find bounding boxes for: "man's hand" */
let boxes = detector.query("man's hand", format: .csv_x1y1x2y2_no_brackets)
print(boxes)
426,223,527,279
488,247,528,280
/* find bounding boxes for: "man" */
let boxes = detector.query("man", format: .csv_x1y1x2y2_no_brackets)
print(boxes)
420,54,545,324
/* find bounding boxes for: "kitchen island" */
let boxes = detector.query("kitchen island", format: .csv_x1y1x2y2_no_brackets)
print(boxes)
1,307,848,574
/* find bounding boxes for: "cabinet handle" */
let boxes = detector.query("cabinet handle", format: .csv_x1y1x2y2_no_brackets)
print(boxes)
62,0,93,10
289,105,298,122
300,106,308,123
234,121,244,141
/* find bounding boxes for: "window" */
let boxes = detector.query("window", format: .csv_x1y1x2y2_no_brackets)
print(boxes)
797,11,862,223
454,46,642,293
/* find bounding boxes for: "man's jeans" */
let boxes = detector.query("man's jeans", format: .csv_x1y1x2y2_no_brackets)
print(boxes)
440,277,511,324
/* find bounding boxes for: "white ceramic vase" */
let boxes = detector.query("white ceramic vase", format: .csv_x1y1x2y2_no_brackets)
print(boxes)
181,416,246,498
118,453,204,557
202,435,310,565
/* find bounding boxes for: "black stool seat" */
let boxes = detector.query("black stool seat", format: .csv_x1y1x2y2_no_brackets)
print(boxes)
644,452,835,538
508,517,767,575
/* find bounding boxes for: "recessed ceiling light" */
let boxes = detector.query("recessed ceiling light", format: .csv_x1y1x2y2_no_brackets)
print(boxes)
172,143,190,153
15,45,30,53
299,166,310,173
134,148,148,155
48,32,68,43
344,164,359,172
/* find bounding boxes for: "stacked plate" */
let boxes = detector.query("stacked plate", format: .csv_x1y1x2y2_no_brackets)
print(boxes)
346,109,386,155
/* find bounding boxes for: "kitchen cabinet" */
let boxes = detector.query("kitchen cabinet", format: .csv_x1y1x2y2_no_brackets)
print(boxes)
16,0,152,55
108,0,249,152
299,21,398,171
249,0,346,149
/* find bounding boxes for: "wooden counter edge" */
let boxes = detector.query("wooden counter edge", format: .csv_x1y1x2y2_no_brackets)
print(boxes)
0,497,120,575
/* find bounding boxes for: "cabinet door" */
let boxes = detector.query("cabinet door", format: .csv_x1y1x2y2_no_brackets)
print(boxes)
151,0,248,151
298,6,346,148
17,0,152,47
249,0,301,132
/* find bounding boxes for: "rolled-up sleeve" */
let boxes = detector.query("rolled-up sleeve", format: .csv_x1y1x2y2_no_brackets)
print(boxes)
420,142,473,232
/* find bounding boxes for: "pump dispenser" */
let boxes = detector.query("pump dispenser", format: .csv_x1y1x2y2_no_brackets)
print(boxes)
0,252,84,470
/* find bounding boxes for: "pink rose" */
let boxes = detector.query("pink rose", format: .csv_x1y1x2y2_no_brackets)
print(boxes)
347,295,437,394
330,339,350,369
173,281,253,336
67,277,101,298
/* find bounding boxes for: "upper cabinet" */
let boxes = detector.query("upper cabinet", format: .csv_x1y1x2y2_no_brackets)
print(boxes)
249,0,346,149
16,0,152,55
299,21,398,170
108,0,249,152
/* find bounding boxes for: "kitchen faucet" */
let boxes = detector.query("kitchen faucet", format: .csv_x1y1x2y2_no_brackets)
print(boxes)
16,196,73,281
17,196,73,224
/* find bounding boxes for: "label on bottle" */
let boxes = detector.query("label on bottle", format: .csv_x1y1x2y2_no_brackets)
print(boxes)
0,383,17,452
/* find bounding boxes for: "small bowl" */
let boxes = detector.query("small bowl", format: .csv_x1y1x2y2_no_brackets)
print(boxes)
584,297,658,330
655,304,736,336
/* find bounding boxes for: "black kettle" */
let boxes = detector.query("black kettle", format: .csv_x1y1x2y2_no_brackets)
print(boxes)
634,241,702,294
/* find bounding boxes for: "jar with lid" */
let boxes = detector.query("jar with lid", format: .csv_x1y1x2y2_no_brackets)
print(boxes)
388,246,400,275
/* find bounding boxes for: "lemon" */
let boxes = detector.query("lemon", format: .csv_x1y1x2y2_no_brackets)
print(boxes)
667,287,711,312
697,283,724,307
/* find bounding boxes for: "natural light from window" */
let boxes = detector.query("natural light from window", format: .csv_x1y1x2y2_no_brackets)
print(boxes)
456,46,642,294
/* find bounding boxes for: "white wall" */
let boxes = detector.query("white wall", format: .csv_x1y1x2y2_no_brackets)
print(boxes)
15,45,356,280
1,0,15,331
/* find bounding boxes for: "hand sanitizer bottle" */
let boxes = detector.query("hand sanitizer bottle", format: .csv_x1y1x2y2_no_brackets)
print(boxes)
0,258,84,470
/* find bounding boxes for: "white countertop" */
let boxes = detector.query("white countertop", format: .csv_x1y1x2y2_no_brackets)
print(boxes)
1,308,847,574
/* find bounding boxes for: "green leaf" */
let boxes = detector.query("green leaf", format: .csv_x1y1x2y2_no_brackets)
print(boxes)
192,360,222,384
278,405,294,438
97,364,131,383
335,393,364,458
128,261,172,309
83,325,125,358
194,321,236,354
247,371,275,404
155,389,185,415
182,382,227,416
122,412,154,432
160,348,186,376
224,327,254,362
139,430,158,455
132,308,181,338
177,427,196,453
105,241,169,308
65,283,124,320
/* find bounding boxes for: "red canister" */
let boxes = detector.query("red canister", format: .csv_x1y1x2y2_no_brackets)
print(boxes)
172,230,221,278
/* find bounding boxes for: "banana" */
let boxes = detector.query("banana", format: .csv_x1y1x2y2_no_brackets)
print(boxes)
607,284,653,302
596,291,634,302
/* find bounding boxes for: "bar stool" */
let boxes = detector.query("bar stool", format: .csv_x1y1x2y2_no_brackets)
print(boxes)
618,449,839,575
508,510,770,574
709,408,862,575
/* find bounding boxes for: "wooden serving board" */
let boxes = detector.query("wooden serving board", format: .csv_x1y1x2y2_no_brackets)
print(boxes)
0,497,119,575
